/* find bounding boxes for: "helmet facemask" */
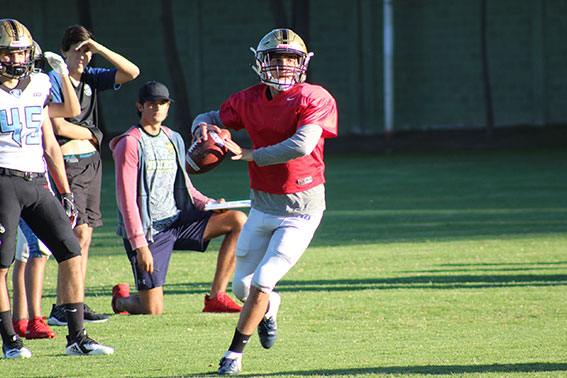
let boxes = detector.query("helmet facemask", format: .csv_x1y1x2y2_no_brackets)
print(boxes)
0,19,35,80
250,29,314,92
251,48,313,91
0,46,34,79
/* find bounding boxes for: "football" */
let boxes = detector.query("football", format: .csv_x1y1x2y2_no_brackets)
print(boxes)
185,129,231,174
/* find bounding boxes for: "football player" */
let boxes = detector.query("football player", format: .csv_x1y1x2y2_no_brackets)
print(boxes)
0,19,113,358
191,29,338,374
11,41,81,341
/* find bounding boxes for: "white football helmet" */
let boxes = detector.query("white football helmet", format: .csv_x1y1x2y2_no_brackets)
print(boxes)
0,19,35,79
251,28,314,91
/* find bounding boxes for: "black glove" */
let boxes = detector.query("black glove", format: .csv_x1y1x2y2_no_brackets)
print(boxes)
61,192,78,228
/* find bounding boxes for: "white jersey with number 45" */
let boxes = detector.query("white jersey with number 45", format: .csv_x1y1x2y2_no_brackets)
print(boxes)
0,72,51,173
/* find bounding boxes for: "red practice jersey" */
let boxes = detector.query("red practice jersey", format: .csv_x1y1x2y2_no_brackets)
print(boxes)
220,83,337,194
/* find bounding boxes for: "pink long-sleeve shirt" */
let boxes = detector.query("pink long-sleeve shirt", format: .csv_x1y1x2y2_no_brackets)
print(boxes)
110,125,211,250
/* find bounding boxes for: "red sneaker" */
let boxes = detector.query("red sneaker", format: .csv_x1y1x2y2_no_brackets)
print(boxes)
203,292,242,313
25,316,56,339
112,283,130,314
12,319,27,338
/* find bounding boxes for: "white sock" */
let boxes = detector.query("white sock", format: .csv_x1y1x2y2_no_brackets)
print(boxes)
224,351,242,360
265,291,281,319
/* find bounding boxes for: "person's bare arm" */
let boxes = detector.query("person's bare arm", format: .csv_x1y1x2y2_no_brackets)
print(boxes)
76,39,140,84
41,111,71,194
51,117,95,141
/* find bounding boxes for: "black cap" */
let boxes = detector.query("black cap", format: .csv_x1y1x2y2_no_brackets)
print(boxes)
138,81,174,103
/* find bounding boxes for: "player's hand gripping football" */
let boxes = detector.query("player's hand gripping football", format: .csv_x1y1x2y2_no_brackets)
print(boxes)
61,192,78,228
44,51,69,76
192,123,222,143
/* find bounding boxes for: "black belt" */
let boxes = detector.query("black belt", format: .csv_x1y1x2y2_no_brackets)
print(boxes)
0,167,45,181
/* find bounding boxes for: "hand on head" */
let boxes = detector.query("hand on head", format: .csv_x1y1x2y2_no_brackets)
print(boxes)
73,38,102,54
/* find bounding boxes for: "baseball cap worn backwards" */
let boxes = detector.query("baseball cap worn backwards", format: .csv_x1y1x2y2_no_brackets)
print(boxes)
138,81,174,102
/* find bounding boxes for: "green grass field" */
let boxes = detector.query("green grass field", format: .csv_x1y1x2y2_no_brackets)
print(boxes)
3,149,567,377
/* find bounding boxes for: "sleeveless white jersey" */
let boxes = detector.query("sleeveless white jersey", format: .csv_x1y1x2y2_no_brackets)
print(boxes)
0,72,51,173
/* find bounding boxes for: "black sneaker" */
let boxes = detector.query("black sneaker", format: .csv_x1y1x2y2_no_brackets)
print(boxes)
66,329,114,356
258,316,278,349
83,303,109,323
47,304,67,326
257,292,280,349
2,334,32,359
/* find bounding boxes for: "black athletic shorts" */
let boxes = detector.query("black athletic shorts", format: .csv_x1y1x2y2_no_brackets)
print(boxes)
63,151,103,228
0,173,81,268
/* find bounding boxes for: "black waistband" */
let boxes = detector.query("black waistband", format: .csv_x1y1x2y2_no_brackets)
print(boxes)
63,151,97,163
0,167,45,180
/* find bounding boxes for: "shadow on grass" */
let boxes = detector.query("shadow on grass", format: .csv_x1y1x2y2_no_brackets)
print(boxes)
38,269,566,302
405,267,567,273
158,362,567,377
76,272,567,298
65,272,567,302
439,261,567,267
249,362,567,376
312,206,567,247
271,274,567,292
405,261,567,274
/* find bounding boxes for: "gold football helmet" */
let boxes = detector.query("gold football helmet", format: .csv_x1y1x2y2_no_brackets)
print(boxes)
251,28,314,91
0,19,35,79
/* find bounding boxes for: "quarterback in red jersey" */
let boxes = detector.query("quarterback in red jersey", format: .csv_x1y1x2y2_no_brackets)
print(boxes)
191,28,337,374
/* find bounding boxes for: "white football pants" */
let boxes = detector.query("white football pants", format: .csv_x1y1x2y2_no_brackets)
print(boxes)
232,207,323,301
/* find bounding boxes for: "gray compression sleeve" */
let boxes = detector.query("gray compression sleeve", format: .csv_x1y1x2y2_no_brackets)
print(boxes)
252,124,323,167
191,110,223,134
